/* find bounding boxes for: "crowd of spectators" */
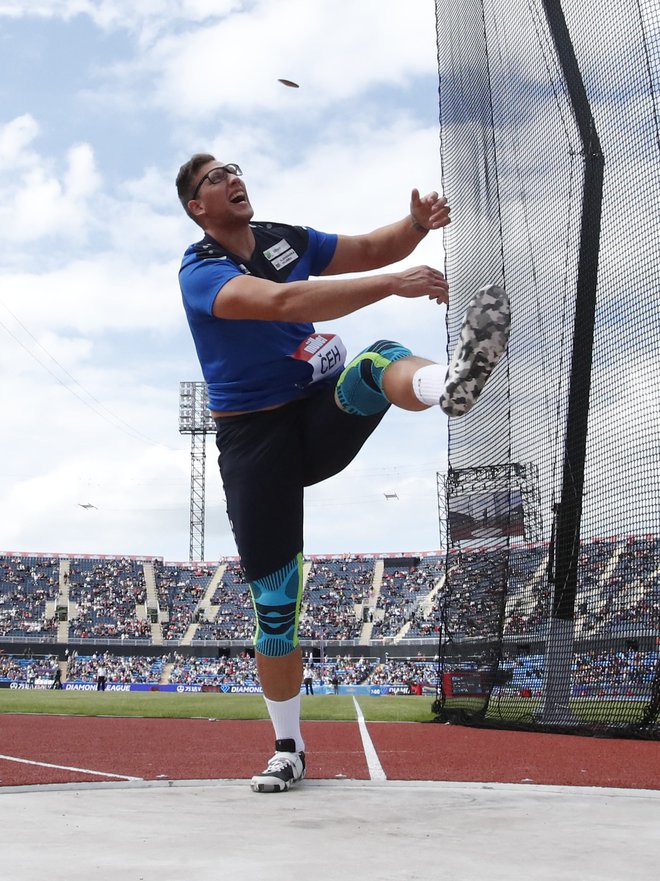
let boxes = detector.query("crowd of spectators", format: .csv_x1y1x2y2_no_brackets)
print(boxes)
153,651,434,688
502,545,550,635
194,562,254,640
68,558,150,640
408,538,659,642
0,651,58,682
209,561,245,605
372,557,443,637
0,557,59,638
1,537,659,650
168,653,403,688
0,646,657,696
573,649,657,689
445,550,509,639
66,652,166,683
579,536,660,634
317,654,378,685
154,561,216,640
404,552,504,640
298,559,375,639
367,655,438,688
169,651,257,685
497,647,659,696
194,620,254,641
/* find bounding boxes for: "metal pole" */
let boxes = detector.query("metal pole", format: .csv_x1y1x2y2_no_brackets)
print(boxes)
539,0,605,724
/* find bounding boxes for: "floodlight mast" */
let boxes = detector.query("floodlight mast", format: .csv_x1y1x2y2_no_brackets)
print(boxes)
178,382,216,563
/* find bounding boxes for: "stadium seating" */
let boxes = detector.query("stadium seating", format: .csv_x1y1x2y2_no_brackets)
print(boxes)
0,556,59,638
66,652,166,683
67,558,150,640
153,561,215,640
0,538,657,699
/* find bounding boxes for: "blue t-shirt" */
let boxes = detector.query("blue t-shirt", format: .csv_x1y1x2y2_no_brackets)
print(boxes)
179,222,339,412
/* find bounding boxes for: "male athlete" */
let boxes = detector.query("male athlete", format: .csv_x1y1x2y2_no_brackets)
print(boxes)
176,154,509,792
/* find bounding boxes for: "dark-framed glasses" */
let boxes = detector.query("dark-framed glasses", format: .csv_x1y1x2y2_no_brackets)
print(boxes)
191,164,243,200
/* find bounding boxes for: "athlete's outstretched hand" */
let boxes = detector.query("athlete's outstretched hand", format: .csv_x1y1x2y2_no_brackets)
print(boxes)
410,189,451,232
394,265,449,304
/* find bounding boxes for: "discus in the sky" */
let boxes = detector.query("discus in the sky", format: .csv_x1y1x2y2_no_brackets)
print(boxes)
278,78,300,88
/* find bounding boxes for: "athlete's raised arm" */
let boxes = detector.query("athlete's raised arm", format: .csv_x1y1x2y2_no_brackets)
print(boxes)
212,263,449,323
321,189,450,276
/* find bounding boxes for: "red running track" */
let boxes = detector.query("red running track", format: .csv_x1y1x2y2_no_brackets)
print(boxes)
0,715,658,789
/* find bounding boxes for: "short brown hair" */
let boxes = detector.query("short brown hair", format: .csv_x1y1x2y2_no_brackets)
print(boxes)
175,153,216,221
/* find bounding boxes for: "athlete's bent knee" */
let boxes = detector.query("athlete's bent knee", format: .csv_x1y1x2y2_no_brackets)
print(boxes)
335,340,413,416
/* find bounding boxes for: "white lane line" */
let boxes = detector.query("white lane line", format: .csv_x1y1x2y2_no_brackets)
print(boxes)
352,696,386,781
0,753,142,781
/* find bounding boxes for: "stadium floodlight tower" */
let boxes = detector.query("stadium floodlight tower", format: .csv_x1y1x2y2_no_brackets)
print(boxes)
178,382,217,563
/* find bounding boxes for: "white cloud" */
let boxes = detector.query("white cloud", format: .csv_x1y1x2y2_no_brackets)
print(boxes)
2,256,182,334
146,1,438,120
0,114,41,165
0,131,101,245
0,1,236,30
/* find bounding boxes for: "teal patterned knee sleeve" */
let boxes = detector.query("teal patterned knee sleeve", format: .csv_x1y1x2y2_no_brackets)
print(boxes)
249,554,303,657
335,340,412,416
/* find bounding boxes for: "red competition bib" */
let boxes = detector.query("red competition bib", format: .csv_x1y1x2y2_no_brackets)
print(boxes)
291,333,346,385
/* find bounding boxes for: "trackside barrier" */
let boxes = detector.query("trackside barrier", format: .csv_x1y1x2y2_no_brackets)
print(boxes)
1,680,432,695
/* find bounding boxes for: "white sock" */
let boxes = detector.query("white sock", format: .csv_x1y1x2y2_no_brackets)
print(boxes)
264,694,305,752
411,363,448,406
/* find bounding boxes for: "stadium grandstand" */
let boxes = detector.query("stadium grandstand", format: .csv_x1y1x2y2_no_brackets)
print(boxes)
1,538,658,722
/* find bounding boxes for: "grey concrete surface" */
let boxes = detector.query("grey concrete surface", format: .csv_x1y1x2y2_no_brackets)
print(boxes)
1,779,659,881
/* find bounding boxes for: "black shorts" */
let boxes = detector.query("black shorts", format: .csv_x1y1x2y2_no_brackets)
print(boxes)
214,385,387,582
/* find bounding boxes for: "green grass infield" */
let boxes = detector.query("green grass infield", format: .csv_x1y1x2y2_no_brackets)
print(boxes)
1,690,647,727
0,690,439,723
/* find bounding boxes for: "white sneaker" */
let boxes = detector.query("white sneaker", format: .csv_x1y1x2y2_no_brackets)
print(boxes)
440,284,511,417
250,738,306,793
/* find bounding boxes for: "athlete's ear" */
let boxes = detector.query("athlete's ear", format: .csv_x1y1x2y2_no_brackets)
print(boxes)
187,198,204,219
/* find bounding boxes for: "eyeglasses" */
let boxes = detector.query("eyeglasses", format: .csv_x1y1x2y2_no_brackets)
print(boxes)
191,164,243,200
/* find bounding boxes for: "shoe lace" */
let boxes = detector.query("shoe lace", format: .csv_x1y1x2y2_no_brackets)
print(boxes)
266,752,296,773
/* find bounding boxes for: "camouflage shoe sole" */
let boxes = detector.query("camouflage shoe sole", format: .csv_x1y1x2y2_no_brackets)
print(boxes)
439,284,511,417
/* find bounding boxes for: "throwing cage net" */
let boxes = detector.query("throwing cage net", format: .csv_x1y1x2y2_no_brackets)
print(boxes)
433,0,660,736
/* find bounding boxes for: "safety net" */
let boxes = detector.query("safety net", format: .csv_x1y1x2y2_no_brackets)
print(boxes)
434,0,660,736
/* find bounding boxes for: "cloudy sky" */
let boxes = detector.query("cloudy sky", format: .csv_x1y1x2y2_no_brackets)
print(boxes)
0,0,450,563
